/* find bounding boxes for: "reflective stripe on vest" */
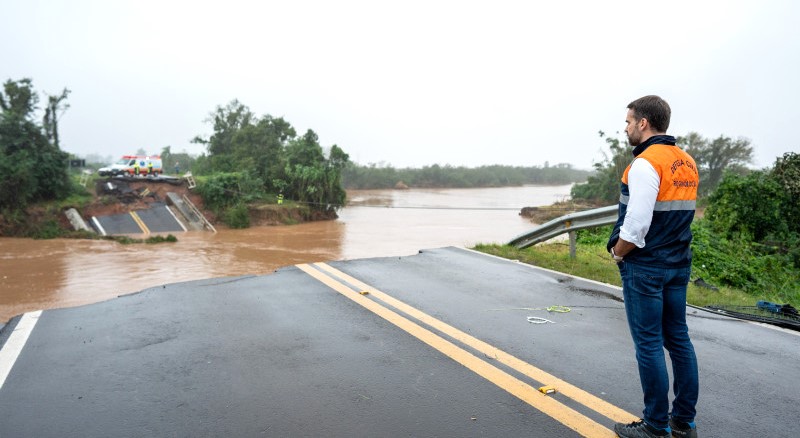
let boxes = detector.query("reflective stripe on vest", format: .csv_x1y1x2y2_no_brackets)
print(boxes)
618,195,696,211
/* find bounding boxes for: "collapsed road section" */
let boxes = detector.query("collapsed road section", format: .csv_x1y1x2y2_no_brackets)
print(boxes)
90,202,187,235
68,178,215,236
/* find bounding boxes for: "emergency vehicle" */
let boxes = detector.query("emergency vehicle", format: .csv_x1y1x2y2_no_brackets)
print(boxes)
98,155,163,177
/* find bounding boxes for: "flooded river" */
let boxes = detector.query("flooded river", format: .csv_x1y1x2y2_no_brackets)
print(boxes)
0,185,572,322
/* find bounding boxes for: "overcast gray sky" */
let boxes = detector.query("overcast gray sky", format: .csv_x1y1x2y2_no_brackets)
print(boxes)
3,0,799,169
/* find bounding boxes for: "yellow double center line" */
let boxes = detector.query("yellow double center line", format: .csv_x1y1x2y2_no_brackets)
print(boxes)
297,262,637,437
129,211,150,234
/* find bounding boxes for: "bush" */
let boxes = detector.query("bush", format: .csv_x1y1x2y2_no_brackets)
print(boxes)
705,170,789,241
145,234,178,244
691,219,799,302
576,224,614,246
197,171,267,211
704,164,799,283
29,218,63,239
196,172,244,211
574,219,799,303
223,203,250,229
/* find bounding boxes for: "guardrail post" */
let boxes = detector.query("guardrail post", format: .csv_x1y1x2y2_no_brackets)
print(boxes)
568,231,577,259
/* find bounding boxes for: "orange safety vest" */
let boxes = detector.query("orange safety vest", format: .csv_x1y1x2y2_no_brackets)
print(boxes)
614,143,699,267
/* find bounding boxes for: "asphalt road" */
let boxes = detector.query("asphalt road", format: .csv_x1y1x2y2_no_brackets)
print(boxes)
92,203,185,235
1,247,798,437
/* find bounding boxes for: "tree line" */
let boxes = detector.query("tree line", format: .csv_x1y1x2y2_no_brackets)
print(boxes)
341,162,590,189
570,130,755,204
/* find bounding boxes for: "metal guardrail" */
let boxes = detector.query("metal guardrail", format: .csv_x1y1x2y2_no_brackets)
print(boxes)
182,194,217,233
509,205,618,255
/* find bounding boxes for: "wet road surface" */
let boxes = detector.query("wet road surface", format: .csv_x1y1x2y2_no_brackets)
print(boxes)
1,247,798,437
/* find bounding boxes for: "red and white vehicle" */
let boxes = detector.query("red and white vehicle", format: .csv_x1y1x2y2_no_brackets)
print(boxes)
98,155,163,176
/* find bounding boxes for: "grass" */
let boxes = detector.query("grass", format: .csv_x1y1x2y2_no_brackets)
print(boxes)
472,242,798,309
474,241,622,287
110,234,179,245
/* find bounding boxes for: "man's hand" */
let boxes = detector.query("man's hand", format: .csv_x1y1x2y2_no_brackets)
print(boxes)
611,238,637,261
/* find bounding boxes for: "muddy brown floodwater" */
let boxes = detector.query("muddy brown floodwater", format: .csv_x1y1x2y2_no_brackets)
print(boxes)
0,185,573,323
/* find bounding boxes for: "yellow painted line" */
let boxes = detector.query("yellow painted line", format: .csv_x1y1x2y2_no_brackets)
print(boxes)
129,211,150,235
315,262,638,425
297,263,615,437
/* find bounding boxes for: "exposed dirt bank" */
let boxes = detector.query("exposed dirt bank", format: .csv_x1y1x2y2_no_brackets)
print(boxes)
520,200,605,223
520,199,705,224
83,178,209,219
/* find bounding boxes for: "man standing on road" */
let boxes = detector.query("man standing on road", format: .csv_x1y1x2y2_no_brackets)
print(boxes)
607,95,700,438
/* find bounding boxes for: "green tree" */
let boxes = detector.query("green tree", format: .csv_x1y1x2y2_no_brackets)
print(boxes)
285,129,325,167
43,87,71,150
772,152,800,201
705,170,788,241
770,152,800,234
678,132,753,196
570,131,629,204
160,145,197,175
207,99,254,158
160,145,172,169
0,78,37,117
194,101,349,212
233,115,295,191
283,130,348,208
323,144,350,207
196,100,296,183
0,78,71,212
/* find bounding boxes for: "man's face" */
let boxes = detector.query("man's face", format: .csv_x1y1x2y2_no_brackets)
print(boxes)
625,109,644,147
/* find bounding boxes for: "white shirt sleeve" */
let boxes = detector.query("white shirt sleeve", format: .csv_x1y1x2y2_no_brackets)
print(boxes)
620,158,660,248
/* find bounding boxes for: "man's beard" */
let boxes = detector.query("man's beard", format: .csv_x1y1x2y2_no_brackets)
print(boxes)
626,131,641,147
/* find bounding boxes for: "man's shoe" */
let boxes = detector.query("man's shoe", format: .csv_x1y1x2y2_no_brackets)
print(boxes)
614,420,670,437
669,418,698,438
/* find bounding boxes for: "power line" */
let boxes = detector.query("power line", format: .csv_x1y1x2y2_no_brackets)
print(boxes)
187,183,581,212
342,204,522,211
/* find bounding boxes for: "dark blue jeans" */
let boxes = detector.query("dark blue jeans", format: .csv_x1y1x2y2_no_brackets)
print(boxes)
619,261,699,429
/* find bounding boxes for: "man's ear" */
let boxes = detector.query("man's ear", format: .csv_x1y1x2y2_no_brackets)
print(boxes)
638,117,649,131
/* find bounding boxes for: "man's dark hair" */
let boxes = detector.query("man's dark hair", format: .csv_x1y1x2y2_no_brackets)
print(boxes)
627,95,671,133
